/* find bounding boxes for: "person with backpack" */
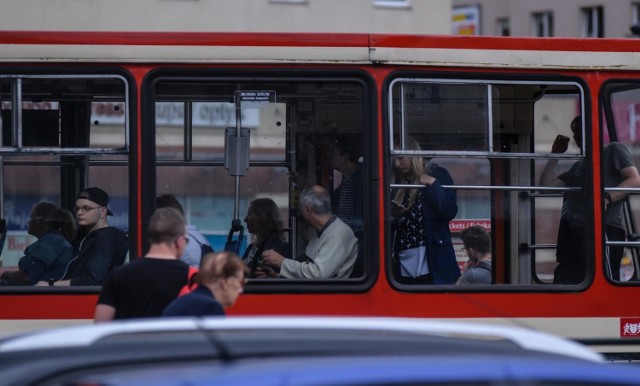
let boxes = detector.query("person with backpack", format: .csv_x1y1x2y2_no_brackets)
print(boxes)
457,225,492,285
156,194,213,267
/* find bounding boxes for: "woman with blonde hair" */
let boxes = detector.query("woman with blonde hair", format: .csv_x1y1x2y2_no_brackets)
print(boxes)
0,202,76,285
162,252,248,317
391,136,460,284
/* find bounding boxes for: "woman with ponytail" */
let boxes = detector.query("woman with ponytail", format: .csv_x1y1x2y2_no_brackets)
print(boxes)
0,202,76,285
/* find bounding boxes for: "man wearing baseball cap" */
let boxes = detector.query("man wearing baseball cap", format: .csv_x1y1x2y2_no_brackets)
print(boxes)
43,187,127,286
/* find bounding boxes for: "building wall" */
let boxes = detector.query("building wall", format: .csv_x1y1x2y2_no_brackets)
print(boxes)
454,0,639,38
0,0,451,34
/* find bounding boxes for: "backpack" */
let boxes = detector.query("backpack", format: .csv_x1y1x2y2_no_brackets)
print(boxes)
194,238,214,257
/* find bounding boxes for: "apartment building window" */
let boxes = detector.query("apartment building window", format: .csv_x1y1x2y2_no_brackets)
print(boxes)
496,18,510,36
374,0,411,9
532,12,553,37
582,6,604,37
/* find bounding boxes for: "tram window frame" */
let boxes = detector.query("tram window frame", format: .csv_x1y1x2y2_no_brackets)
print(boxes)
385,74,593,291
600,80,640,285
0,73,133,292
144,70,378,293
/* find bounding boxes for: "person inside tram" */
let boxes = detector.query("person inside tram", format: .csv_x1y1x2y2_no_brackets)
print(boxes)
0,202,76,286
540,116,640,283
260,185,358,279
329,134,364,277
456,225,492,285
41,187,128,286
391,135,460,285
242,197,289,278
162,251,248,317
156,194,212,267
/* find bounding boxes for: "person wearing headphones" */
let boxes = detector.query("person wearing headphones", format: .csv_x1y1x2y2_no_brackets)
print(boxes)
40,187,127,286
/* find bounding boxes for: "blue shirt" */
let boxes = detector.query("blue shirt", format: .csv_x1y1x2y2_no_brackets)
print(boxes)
162,285,225,317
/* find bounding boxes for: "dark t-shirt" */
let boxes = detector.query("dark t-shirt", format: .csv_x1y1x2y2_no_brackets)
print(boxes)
97,258,189,320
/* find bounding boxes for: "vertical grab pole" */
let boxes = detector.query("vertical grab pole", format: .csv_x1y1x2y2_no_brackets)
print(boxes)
232,91,242,231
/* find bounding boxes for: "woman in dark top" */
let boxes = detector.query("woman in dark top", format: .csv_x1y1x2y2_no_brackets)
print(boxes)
242,198,289,277
391,136,460,285
0,202,76,285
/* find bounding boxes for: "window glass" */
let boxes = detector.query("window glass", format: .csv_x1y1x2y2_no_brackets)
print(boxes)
601,81,640,282
153,76,369,283
389,77,584,288
0,75,131,287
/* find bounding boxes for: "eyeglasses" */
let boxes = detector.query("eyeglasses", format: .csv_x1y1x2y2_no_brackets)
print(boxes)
73,206,101,213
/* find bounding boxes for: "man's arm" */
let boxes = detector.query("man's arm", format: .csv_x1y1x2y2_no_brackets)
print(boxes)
94,304,116,323
540,135,570,187
610,165,640,203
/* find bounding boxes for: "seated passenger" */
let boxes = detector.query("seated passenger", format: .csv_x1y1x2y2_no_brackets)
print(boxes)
162,252,247,317
243,198,289,277
0,202,76,285
457,225,492,285
156,194,212,267
42,187,127,286
261,185,357,279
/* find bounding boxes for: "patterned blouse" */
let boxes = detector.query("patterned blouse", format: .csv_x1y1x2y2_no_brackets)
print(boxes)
396,186,426,250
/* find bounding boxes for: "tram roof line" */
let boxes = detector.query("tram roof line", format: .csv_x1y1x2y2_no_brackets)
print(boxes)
0,31,639,70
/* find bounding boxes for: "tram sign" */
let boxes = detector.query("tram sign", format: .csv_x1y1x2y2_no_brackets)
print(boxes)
237,90,276,107
621,318,640,338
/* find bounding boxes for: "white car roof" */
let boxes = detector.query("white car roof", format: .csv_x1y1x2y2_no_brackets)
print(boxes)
0,316,603,362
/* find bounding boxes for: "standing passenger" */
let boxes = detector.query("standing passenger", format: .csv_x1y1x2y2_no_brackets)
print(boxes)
391,136,460,285
94,207,190,322
329,134,365,276
156,194,212,267
162,252,247,317
540,116,640,283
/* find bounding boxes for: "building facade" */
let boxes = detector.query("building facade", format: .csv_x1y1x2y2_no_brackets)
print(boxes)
452,0,640,38
0,0,451,34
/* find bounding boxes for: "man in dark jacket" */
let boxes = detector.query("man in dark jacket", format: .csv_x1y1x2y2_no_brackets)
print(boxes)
42,187,127,286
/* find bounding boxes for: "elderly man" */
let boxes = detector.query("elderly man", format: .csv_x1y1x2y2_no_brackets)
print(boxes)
262,185,358,279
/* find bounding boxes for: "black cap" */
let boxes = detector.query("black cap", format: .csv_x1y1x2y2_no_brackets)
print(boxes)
77,187,113,216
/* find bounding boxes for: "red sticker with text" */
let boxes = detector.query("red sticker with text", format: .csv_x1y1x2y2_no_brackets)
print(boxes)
621,318,640,338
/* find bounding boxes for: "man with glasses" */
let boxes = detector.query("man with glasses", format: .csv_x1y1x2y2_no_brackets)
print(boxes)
94,207,190,321
42,187,127,286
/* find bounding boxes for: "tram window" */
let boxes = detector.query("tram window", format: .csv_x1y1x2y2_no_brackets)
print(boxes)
388,77,585,288
152,76,370,284
0,74,131,288
601,81,640,283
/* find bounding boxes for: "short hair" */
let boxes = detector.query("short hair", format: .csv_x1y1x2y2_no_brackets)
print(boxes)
332,134,360,164
156,194,185,215
460,225,491,255
571,115,581,133
299,185,332,215
148,207,186,245
198,252,248,284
